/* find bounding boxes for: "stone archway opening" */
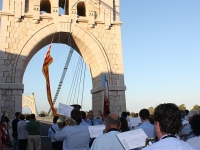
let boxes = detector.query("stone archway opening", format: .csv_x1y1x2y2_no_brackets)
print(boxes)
22,105,32,114
23,42,93,113
0,0,126,118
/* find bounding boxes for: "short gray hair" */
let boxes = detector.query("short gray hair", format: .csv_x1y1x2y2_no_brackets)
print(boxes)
106,114,120,126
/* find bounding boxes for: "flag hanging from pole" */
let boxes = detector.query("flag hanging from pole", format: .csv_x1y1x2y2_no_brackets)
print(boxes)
42,44,57,116
102,74,109,116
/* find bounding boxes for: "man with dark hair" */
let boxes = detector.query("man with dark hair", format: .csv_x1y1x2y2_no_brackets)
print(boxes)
121,111,128,119
48,116,62,150
186,114,200,149
55,109,90,150
17,114,28,150
135,109,156,138
180,110,198,141
143,103,197,150
185,109,189,121
80,111,89,125
180,110,189,126
26,113,41,150
26,114,30,122
90,113,124,150
12,112,21,150
1,111,9,124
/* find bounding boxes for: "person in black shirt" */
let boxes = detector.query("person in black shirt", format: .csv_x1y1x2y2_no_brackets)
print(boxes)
12,112,21,150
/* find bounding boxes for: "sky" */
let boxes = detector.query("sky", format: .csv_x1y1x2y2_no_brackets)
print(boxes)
0,0,200,114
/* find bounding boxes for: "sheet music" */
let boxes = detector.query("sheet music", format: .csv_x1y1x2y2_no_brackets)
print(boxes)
130,118,141,127
116,129,148,150
57,103,74,117
88,125,105,138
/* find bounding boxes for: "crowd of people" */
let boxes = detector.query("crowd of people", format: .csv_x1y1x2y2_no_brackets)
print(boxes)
0,111,41,150
0,103,200,150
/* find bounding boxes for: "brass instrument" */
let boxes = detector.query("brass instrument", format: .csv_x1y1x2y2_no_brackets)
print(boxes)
57,115,77,128
145,137,157,146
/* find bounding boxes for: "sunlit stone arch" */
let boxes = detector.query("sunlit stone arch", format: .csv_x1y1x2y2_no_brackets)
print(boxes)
0,0,126,118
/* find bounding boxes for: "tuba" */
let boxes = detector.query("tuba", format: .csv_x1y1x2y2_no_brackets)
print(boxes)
57,115,77,128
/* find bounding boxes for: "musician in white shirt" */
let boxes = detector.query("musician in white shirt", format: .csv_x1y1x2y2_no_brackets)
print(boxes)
186,114,200,149
143,103,197,150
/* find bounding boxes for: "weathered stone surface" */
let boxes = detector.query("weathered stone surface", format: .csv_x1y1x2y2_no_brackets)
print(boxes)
0,0,126,117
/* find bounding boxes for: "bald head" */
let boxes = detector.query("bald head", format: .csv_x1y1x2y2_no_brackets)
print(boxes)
105,113,120,132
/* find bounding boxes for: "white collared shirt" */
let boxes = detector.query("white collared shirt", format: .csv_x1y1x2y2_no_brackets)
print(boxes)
142,136,197,150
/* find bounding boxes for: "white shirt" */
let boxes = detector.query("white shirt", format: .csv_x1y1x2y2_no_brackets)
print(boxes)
142,136,197,150
90,131,124,150
182,119,189,126
55,124,90,150
48,123,61,142
17,120,28,139
187,136,200,150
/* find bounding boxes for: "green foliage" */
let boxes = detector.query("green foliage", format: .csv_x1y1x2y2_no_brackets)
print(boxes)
40,110,47,115
178,104,186,110
191,104,200,111
130,112,134,117
148,107,155,115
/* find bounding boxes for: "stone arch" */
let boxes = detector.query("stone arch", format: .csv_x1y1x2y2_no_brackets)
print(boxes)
13,21,112,87
22,93,38,115
40,0,51,13
77,2,86,17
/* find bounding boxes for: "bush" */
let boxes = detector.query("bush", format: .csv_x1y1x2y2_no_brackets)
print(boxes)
39,114,46,117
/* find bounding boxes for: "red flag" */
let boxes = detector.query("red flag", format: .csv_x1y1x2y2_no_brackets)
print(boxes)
104,79,109,116
42,44,57,116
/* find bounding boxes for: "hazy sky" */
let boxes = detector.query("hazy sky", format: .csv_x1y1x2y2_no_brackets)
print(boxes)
0,0,200,114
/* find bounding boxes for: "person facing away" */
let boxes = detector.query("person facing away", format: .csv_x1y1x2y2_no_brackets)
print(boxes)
119,117,129,132
86,110,104,126
17,114,28,150
186,114,200,149
55,109,90,150
121,111,131,130
180,110,199,141
26,115,30,123
90,113,124,150
134,109,156,138
1,111,9,125
48,116,63,150
26,114,41,150
12,112,21,150
80,111,89,125
180,110,189,126
143,103,197,150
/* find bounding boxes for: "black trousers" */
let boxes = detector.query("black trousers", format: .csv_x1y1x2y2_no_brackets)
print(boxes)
18,139,28,150
52,141,63,150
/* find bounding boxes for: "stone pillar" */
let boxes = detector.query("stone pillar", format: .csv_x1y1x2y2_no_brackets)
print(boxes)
0,83,24,120
91,74,126,117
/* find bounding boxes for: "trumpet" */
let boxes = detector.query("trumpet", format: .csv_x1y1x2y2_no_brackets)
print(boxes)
145,137,157,146
57,115,77,128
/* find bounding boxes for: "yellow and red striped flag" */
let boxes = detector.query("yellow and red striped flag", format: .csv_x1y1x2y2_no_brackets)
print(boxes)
42,44,57,116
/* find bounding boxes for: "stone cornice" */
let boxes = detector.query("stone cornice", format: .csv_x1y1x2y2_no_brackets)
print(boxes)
0,83,24,90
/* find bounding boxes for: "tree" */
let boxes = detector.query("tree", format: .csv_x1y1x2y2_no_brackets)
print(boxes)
130,112,134,117
178,104,186,110
191,104,199,111
148,107,154,115
40,110,47,115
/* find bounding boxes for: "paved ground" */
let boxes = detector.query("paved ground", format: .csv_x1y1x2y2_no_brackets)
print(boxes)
9,122,53,150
